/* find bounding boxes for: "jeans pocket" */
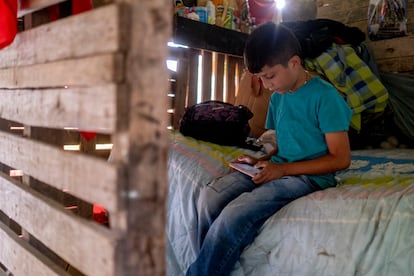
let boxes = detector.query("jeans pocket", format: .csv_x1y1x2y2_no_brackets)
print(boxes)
207,172,253,193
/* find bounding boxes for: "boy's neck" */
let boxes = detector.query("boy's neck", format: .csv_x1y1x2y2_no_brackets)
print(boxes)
288,70,311,93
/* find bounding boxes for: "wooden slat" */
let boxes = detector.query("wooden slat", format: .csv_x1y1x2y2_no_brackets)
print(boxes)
18,0,66,17
367,35,414,73
201,51,212,102
4,4,124,70
187,49,200,106
368,36,414,60
375,56,414,73
0,53,123,89
0,131,120,212
0,85,118,133
173,51,189,129
0,220,69,276
0,173,118,276
226,56,237,104
215,53,225,101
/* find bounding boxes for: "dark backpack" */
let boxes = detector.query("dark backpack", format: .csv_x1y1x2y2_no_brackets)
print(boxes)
179,100,253,147
282,19,366,59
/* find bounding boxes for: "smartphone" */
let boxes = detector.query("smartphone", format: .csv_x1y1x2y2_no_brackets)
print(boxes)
229,162,261,177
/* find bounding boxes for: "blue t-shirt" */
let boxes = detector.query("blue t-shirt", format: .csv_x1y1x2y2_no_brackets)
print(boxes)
266,76,352,188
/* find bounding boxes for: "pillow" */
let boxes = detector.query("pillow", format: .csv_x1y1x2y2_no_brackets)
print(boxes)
235,70,273,138
256,129,277,154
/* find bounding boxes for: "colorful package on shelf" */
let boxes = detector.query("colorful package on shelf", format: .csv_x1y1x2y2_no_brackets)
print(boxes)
174,0,252,32
368,0,408,40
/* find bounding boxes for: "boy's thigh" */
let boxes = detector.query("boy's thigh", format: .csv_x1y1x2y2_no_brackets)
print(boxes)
235,175,315,204
199,172,255,208
206,171,255,194
222,175,315,221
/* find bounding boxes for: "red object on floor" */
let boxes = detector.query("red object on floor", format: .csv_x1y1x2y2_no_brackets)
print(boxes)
0,0,18,50
80,131,97,141
93,204,109,225
72,0,93,14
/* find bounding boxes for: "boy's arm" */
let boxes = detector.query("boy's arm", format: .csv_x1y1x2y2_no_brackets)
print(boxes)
278,131,351,175
253,131,351,183
236,148,277,165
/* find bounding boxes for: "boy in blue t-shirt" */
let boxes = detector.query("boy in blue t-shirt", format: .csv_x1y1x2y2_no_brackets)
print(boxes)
187,22,352,276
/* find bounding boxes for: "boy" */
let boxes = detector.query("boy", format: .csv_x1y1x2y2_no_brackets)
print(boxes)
186,22,352,276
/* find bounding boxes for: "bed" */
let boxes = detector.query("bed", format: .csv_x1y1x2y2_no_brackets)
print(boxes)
167,130,414,275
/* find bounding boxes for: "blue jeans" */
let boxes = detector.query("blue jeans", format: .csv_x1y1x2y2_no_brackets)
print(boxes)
186,171,320,276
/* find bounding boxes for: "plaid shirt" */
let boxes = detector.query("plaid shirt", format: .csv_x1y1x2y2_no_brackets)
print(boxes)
304,43,389,131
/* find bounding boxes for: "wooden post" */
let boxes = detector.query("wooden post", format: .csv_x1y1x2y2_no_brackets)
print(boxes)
111,1,171,275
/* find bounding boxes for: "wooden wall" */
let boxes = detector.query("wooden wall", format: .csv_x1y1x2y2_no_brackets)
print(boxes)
169,16,247,130
317,0,414,74
169,47,244,129
0,0,170,275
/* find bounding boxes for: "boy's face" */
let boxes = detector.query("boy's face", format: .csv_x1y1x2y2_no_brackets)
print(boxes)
255,56,302,94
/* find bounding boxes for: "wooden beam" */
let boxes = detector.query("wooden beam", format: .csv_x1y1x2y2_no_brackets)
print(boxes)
173,16,247,57
110,0,170,275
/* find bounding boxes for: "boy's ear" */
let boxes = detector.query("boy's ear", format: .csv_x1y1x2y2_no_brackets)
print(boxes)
289,55,302,68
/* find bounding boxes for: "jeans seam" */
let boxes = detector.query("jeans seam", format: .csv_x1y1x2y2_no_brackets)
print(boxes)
214,220,254,275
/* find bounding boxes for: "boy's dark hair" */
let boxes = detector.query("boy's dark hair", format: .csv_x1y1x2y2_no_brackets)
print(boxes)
244,22,302,73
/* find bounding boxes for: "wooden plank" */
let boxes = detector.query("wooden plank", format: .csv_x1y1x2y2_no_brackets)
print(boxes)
201,50,212,102
18,0,66,17
368,35,414,60
0,131,120,212
226,56,237,104
375,56,414,73
173,16,248,56
0,220,69,276
0,53,123,89
215,53,225,101
3,4,124,69
187,49,200,106
172,51,189,129
0,85,118,133
0,173,118,276
316,0,369,24
367,35,414,72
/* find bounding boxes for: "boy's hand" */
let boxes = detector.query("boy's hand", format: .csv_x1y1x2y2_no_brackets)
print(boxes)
252,161,285,185
236,154,258,165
